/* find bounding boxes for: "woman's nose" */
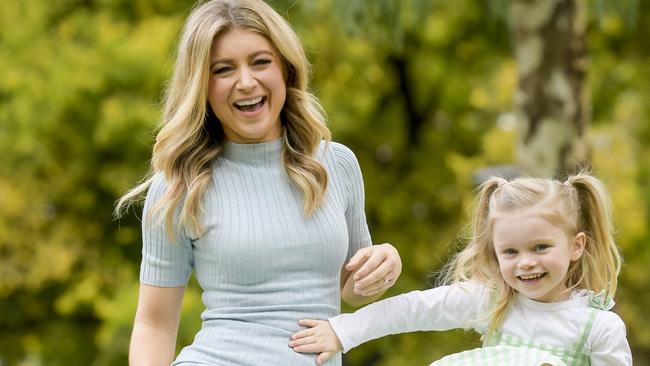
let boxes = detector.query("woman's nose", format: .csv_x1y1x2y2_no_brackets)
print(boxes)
236,67,257,91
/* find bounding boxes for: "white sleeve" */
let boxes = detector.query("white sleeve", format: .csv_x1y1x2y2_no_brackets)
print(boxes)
589,311,632,366
328,282,489,353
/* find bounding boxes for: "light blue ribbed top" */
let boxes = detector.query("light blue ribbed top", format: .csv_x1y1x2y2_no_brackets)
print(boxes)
140,139,371,366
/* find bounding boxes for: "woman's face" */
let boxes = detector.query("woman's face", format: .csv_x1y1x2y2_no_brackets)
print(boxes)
208,27,286,144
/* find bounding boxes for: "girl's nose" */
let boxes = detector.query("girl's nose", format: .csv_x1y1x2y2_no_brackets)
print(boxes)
517,255,538,269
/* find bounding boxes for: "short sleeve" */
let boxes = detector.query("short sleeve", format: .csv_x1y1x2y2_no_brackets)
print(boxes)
139,173,193,287
589,311,632,366
331,143,372,262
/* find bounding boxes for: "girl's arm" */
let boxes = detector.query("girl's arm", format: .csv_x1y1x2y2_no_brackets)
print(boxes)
292,282,487,358
129,284,185,366
589,311,632,366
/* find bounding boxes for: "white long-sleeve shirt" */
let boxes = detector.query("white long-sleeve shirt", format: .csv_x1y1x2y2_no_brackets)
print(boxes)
328,282,631,366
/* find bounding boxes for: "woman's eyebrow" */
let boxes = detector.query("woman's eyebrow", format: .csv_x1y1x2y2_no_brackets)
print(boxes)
210,58,232,69
247,50,274,60
210,50,275,68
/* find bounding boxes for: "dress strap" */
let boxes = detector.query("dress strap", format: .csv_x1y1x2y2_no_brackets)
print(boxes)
481,330,502,347
573,306,598,356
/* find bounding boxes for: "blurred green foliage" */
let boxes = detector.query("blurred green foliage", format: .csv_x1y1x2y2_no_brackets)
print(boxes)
1,0,649,365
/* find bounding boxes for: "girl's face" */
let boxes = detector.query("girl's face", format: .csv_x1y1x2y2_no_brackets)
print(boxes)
492,211,585,303
208,27,286,144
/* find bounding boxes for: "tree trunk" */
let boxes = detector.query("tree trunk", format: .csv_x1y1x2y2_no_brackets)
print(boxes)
510,0,590,177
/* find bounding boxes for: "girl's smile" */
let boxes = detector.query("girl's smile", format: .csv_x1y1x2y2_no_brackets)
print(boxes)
517,272,547,284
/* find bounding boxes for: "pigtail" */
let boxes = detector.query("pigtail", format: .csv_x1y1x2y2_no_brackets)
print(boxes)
442,177,514,339
480,180,516,340
565,173,621,299
443,178,502,284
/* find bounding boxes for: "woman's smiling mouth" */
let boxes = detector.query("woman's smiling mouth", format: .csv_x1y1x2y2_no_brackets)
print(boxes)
233,96,266,112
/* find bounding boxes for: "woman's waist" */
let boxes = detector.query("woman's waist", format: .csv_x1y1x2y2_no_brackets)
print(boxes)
200,303,338,333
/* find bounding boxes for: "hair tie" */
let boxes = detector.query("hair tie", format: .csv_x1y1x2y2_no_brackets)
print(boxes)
495,177,508,189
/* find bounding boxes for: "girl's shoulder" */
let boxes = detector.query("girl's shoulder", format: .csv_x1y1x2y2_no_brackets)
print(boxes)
593,309,626,330
588,304,631,364
573,290,627,341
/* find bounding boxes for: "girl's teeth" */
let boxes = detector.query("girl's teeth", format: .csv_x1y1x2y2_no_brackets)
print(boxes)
519,273,544,280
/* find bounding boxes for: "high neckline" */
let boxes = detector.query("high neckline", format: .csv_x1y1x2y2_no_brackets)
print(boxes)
222,138,283,165
515,290,588,311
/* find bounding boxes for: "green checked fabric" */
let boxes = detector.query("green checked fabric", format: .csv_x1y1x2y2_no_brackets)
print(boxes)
480,307,596,366
429,345,567,366
430,295,603,366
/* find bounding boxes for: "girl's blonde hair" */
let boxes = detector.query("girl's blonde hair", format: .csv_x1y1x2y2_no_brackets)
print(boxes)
440,172,621,339
115,0,331,238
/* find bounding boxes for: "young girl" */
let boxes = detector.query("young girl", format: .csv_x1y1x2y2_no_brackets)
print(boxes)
289,173,632,365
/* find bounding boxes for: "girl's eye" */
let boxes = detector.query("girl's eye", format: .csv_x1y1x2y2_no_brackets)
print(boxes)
535,244,550,251
503,249,517,255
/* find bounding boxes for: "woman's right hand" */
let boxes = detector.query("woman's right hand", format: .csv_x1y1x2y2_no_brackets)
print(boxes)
347,243,402,297
289,319,342,365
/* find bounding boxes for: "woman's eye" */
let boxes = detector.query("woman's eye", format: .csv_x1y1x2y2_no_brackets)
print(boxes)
213,66,232,74
252,58,271,66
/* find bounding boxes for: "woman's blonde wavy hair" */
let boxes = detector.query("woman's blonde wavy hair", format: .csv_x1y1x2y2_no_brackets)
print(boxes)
439,172,621,340
115,0,331,239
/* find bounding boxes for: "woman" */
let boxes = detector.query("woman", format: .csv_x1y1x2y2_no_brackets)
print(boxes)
115,1,402,365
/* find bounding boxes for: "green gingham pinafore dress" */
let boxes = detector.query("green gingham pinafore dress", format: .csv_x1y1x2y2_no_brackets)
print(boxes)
429,292,611,366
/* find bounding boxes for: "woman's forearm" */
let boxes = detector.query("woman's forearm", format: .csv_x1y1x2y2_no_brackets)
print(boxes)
129,319,178,366
129,284,185,366
341,273,384,307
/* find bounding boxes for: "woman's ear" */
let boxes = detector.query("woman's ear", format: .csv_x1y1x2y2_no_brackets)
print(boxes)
571,232,586,261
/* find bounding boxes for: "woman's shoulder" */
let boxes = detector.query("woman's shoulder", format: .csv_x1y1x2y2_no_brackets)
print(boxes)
319,140,360,171
320,140,356,158
145,172,167,200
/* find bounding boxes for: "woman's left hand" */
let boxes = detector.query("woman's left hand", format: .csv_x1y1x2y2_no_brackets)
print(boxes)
346,243,402,297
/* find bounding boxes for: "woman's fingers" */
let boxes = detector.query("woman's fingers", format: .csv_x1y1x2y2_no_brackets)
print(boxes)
345,247,370,272
350,244,402,294
353,251,385,281
355,277,388,296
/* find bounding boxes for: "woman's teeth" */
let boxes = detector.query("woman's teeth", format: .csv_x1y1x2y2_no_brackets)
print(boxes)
234,96,264,111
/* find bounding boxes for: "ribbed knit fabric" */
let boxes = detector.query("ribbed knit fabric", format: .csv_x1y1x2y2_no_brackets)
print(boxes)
140,139,371,366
